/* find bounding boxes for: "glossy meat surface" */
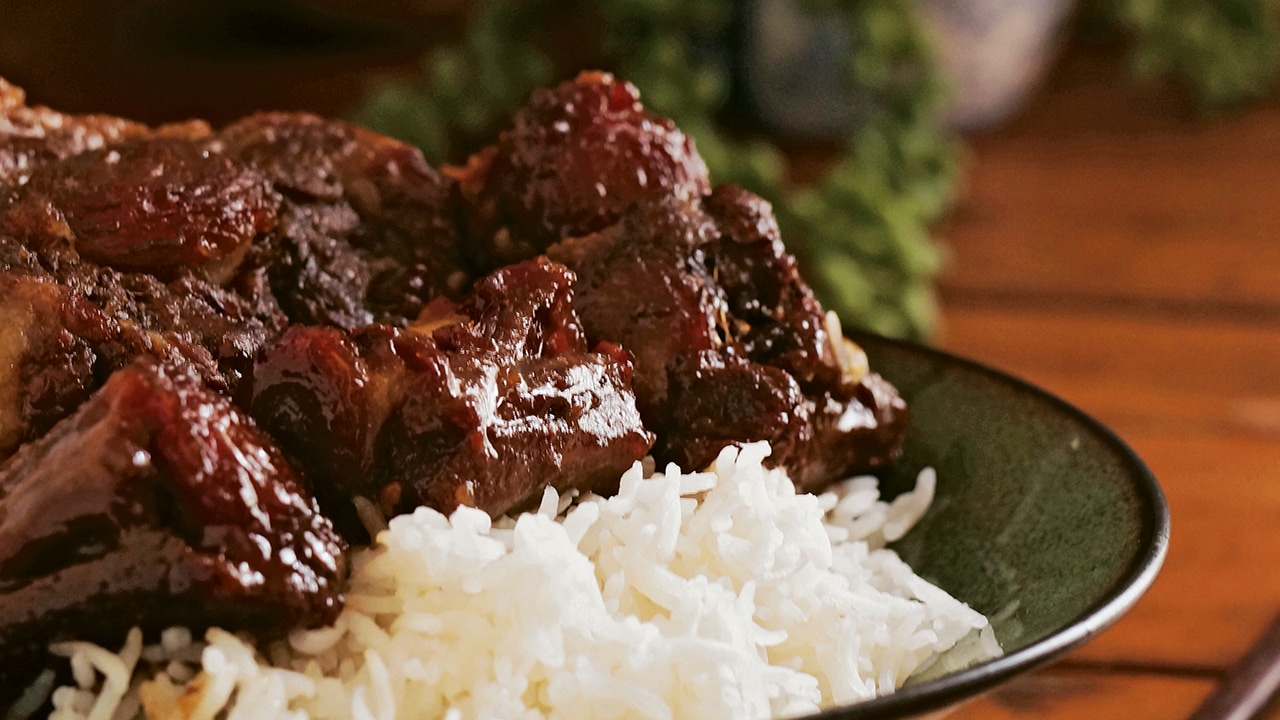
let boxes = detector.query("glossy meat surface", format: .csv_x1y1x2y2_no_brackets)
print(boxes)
0,240,287,459
549,188,908,491
0,361,346,704
454,71,711,268
457,72,907,489
4,138,278,281
252,258,653,538
221,112,470,327
0,77,210,187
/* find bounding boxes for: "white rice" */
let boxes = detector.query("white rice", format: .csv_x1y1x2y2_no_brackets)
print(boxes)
35,442,1000,720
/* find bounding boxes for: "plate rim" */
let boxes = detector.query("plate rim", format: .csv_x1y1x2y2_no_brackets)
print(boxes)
812,332,1172,719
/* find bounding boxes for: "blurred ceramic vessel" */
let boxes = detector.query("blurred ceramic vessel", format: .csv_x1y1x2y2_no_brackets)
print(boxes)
737,0,1077,137
918,0,1078,130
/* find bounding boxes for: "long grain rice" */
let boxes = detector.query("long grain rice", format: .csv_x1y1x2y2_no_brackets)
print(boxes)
30,443,1000,720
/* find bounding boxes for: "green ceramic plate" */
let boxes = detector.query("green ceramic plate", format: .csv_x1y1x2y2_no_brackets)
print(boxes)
815,332,1170,719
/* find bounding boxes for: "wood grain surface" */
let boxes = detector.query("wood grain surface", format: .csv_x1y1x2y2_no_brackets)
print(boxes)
959,668,1216,720
940,41,1280,720
2,8,1276,714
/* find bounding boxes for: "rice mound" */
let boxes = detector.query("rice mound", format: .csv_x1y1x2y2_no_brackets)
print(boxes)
37,443,1000,720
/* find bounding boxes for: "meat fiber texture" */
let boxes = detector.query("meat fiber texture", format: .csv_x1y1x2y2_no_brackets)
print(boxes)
251,258,654,540
458,72,908,491
0,70,906,500
0,361,346,704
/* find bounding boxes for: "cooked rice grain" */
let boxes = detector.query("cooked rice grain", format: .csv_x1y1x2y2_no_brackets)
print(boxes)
36,443,999,720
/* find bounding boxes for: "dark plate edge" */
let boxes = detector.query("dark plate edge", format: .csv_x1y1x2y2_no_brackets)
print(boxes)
810,332,1173,719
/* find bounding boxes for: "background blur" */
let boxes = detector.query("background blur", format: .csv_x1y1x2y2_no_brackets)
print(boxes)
0,0,457,123
3,1,1280,718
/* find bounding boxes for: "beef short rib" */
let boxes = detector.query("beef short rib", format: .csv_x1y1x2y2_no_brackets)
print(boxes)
0,360,346,705
458,71,908,490
452,71,711,268
0,241,288,460
549,189,907,491
220,112,471,328
252,257,653,538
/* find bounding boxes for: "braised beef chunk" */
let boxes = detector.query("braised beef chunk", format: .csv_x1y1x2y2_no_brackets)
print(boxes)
703,186,908,487
0,78,211,190
252,258,653,537
702,186,840,387
660,351,811,476
221,112,470,327
249,325,380,535
455,73,907,489
453,71,711,268
3,138,279,283
548,189,907,491
1,78,150,185
255,202,377,329
0,360,346,703
545,193,722,422
0,111,293,453
0,273,125,460
0,240,287,460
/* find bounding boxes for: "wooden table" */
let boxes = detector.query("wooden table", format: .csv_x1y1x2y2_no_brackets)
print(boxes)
3,11,1277,714
937,44,1280,720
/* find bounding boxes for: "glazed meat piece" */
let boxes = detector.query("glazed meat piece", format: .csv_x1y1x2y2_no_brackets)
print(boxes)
548,188,907,492
0,77,208,186
702,186,909,486
252,258,652,538
456,72,907,489
0,239,287,459
0,360,346,706
702,186,843,386
0,117,292,456
1,78,149,185
3,137,279,282
659,350,811,476
453,71,711,269
0,271,142,460
220,112,470,327
2,78,469,333
542,193,720,421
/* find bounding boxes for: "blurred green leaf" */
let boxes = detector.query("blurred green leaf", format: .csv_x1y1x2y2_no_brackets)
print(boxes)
1110,0,1280,110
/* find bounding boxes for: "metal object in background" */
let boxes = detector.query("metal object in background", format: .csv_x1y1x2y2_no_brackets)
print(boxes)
1189,611,1280,720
